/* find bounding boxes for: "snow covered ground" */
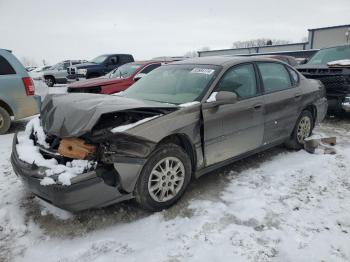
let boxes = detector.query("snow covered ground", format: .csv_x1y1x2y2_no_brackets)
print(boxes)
1,116,350,262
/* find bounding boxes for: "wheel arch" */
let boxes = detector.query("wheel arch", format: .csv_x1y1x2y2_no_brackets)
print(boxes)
303,104,317,127
0,99,14,116
158,133,197,173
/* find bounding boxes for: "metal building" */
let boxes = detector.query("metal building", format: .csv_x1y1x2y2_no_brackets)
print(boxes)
199,24,350,58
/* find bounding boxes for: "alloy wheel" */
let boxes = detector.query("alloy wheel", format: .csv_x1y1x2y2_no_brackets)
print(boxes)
297,116,311,144
147,157,185,202
46,78,53,87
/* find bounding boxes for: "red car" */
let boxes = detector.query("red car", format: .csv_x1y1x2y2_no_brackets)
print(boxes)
67,61,165,94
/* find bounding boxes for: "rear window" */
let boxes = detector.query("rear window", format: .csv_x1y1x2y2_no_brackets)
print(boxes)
0,55,16,75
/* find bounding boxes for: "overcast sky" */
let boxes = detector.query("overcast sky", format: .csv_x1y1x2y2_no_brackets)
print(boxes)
1,0,349,65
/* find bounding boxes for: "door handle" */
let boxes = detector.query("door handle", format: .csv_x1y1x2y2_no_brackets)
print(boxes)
252,103,263,110
294,93,302,99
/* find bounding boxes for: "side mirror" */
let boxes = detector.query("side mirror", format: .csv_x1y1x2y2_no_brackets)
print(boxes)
206,91,238,106
134,73,146,82
299,58,308,65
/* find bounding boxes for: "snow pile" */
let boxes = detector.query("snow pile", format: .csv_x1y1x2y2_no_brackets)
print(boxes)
327,59,350,67
206,92,217,102
178,101,200,107
16,117,96,186
24,116,49,148
111,115,162,133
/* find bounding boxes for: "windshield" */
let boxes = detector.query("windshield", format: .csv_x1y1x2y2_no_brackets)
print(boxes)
307,45,350,65
122,64,220,104
108,63,142,79
49,63,61,70
91,55,108,64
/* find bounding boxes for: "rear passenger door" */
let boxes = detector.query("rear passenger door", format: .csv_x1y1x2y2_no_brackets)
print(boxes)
118,55,132,67
55,62,70,81
257,62,302,144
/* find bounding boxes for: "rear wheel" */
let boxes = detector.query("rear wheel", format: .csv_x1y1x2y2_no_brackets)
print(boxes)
0,107,11,134
45,76,55,87
285,110,313,150
135,144,191,211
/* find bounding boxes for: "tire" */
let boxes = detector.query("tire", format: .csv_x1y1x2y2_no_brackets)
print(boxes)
0,107,11,135
45,76,55,87
135,143,192,212
285,110,314,150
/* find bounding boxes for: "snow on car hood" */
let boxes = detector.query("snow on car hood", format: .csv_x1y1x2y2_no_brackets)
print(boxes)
40,93,177,137
327,59,350,67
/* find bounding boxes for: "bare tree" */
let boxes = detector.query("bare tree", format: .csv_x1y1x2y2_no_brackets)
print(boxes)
232,39,291,48
184,46,211,57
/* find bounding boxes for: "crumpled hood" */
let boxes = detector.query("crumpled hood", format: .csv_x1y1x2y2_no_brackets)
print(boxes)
40,93,177,137
68,76,126,88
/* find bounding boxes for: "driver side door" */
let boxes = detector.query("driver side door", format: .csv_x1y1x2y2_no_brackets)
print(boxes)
55,62,69,82
202,63,265,166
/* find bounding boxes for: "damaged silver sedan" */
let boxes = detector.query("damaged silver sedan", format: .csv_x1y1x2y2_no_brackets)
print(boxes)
11,56,327,212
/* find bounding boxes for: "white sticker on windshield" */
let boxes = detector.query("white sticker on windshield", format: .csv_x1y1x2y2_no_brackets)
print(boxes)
190,68,215,75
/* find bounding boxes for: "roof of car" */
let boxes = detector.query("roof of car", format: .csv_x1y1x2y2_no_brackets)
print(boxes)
132,60,175,65
172,56,281,66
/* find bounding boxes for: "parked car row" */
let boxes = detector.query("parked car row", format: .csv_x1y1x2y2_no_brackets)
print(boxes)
11,56,327,212
42,59,88,86
67,60,168,94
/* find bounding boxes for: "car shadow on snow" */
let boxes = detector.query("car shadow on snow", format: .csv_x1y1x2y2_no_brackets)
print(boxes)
22,145,285,238
7,118,33,134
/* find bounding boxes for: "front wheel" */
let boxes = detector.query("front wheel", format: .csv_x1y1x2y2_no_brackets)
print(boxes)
135,144,192,212
285,110,313,150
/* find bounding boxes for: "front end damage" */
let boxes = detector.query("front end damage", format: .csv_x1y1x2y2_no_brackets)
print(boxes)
11,97,175,211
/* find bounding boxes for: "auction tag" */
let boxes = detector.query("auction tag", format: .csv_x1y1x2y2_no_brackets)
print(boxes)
190,68,215,75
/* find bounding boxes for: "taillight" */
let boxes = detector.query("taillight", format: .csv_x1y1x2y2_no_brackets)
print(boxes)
22,77,35,96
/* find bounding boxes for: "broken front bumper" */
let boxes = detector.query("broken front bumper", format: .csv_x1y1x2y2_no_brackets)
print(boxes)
10,133,133,212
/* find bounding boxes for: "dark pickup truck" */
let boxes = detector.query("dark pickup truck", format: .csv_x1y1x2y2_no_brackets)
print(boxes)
66,54,134,82
296,45,350,114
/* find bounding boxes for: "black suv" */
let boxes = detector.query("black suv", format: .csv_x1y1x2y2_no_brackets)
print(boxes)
296,45,350,114
66,54,134,82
